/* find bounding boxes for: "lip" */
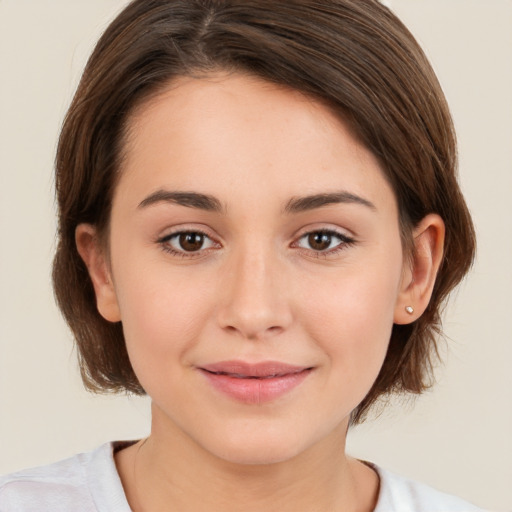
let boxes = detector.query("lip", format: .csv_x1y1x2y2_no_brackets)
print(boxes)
199,360,313,404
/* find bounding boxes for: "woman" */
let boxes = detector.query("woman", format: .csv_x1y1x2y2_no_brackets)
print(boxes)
0,1,485,510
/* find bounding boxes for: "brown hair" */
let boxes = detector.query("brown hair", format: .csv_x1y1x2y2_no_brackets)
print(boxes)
53,0,476,423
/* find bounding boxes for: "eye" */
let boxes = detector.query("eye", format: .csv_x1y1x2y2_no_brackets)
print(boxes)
160,231,217,254
295,230,354,253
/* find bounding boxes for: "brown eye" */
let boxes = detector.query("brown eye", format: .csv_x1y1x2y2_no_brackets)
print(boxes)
295,230,353,253
178,232,205,252
161,231,216,254
307,232,333,251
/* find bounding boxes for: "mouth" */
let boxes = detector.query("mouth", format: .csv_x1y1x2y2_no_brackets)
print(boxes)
204,371,301,379
198,361,313,404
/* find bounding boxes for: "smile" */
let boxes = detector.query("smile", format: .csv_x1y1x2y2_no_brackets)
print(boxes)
199,361,313,404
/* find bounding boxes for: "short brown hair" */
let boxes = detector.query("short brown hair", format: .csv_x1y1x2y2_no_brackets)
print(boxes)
53,0,476,423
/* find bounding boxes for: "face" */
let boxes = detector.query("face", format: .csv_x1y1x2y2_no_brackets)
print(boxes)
94,73,411,464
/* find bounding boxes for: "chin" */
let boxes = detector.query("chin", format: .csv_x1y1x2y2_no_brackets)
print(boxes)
201,425,314,466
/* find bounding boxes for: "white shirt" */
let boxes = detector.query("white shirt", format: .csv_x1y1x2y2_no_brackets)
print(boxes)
0,442,486,511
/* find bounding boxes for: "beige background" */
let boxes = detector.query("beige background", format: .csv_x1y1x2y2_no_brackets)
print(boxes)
1,1,511,510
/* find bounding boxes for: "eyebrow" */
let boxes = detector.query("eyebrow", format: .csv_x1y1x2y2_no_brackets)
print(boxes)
284,191,376,214
138,190,224,213
137,189,375,215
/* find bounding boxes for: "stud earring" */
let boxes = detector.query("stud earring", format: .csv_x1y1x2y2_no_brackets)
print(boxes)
405,306,414,314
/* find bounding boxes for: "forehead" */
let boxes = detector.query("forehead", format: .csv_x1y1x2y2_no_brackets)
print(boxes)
118,72,395,214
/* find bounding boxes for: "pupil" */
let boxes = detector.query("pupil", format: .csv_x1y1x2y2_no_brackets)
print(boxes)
179,233,204,251
309,232,331,251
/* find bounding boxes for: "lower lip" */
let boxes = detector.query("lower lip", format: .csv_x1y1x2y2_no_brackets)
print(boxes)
200,369,312,404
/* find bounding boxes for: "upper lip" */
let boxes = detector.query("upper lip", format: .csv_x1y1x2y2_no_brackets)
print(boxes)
199,360,311,378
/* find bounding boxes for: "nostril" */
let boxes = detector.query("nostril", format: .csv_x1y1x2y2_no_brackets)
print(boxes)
221,323,284,340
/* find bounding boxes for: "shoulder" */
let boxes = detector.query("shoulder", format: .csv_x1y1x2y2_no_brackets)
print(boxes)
372,463,488,512
0,442,131,512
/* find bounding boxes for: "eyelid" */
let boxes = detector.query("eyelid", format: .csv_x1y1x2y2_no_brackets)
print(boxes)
156,223,219,241
291,223,356,242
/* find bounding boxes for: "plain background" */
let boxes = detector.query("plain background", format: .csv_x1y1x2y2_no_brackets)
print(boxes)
0,1,511,510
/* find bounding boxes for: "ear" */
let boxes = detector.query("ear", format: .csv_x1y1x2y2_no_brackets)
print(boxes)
394,214,445,325
75,224,121,323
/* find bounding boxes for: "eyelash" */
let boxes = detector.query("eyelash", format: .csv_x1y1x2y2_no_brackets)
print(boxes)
157,228,355,259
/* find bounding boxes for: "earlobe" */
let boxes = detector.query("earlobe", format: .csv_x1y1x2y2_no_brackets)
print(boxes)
394,214,445,325
75,224,121,323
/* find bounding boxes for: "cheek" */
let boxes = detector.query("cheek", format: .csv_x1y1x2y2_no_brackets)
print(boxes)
297,258,401,389
112,260,215,382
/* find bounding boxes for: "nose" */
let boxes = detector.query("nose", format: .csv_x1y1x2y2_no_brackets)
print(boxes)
216,245,293,340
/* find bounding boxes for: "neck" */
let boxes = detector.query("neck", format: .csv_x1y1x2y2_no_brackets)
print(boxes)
115,405,379,512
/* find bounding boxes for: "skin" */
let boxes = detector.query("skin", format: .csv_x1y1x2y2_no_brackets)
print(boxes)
77,72,444,512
